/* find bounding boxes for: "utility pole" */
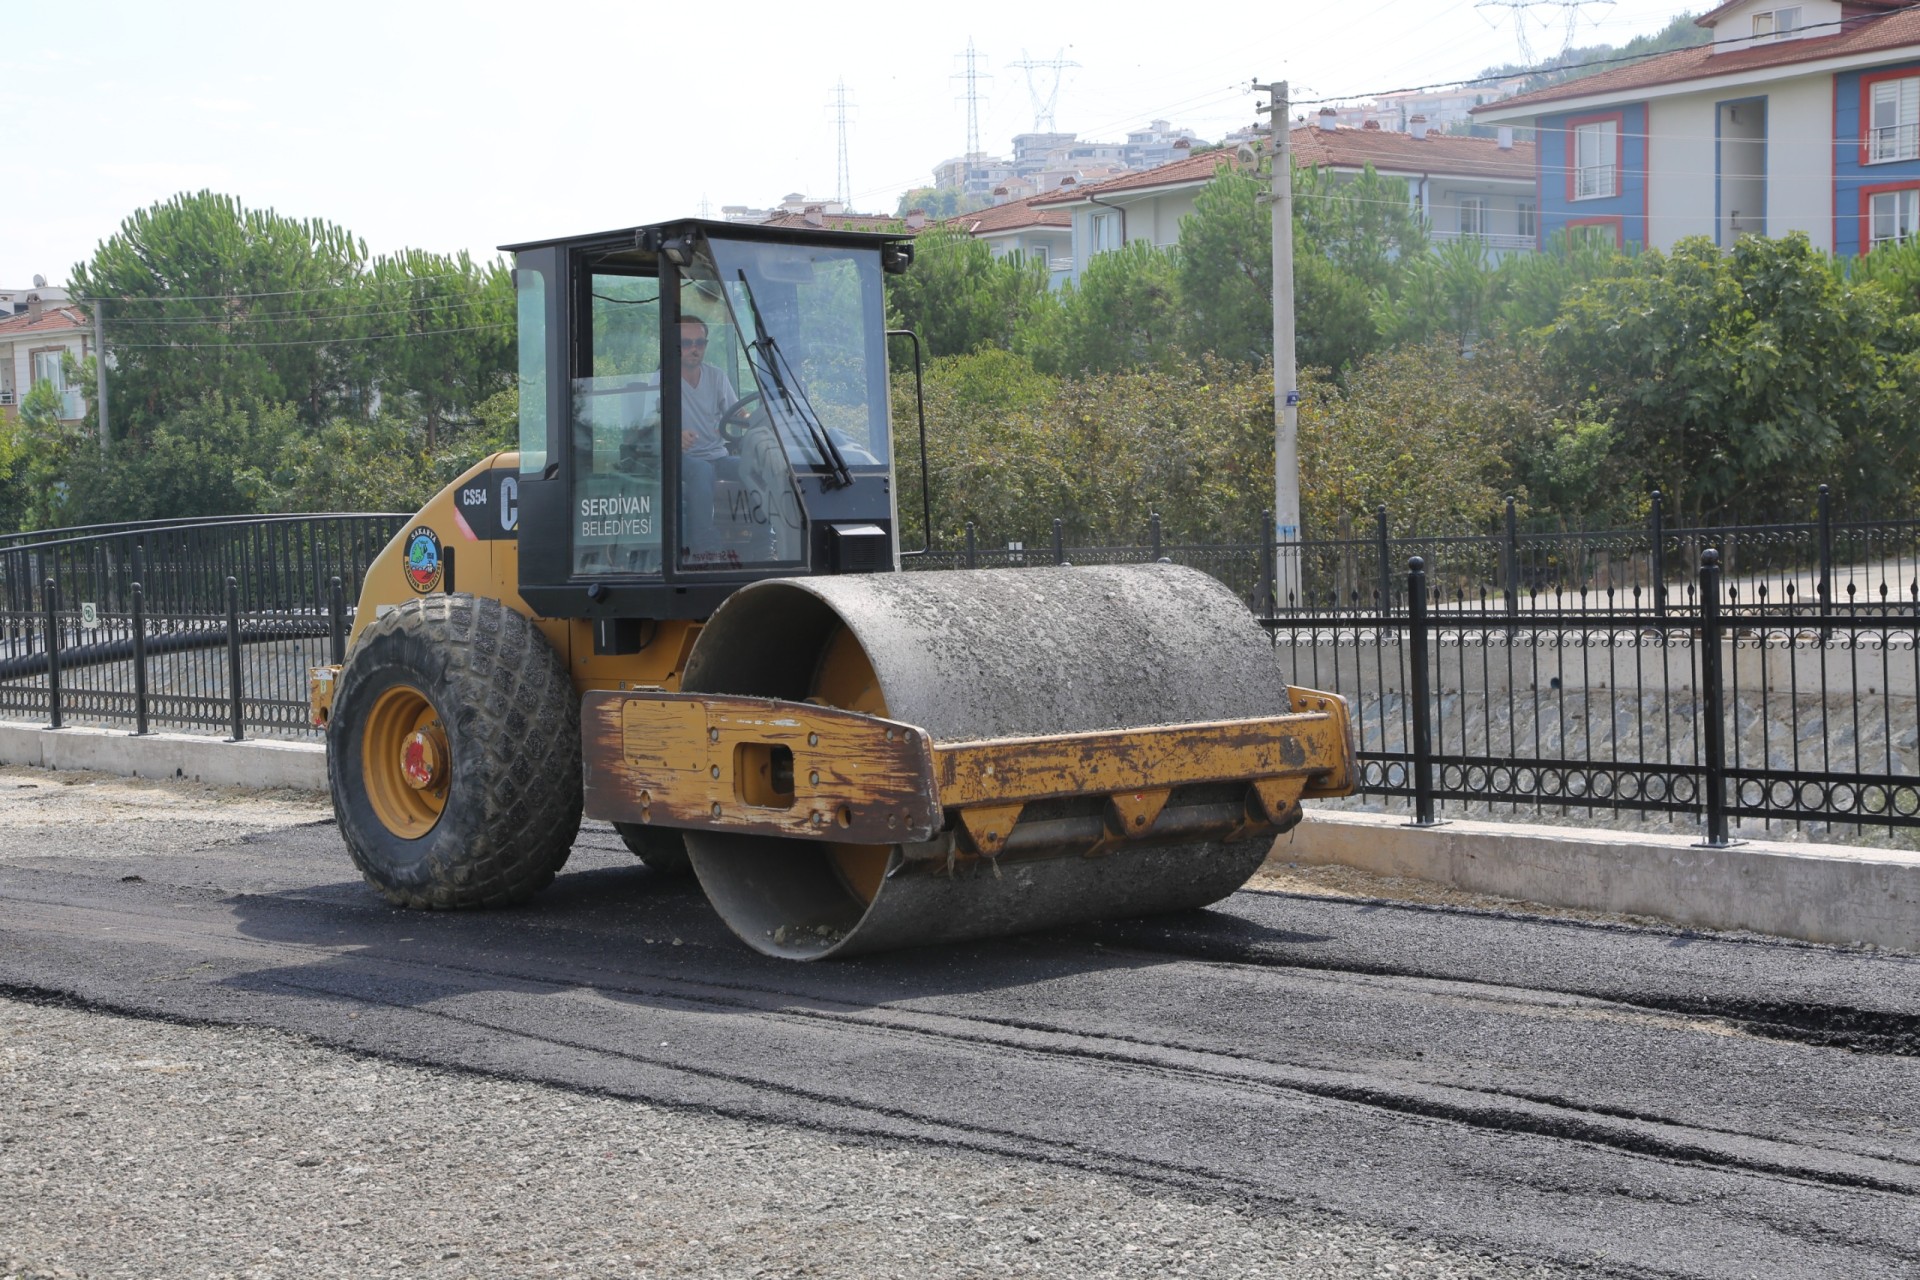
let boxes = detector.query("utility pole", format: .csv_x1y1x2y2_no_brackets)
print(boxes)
91,300,109,456
1260,80,1300,604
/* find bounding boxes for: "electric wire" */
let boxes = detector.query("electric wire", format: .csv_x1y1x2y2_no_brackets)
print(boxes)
109,323,512,350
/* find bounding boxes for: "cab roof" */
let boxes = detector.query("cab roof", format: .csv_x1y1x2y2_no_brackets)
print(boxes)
499,216,912,255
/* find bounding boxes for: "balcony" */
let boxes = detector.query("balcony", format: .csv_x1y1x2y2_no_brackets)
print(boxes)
1430,230,1537,258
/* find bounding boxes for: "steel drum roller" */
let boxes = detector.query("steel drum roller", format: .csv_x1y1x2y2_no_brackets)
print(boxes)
680,564,1289,959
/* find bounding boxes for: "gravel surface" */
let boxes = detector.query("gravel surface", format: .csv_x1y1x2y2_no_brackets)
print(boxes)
0,766,1575,1279
0,996,1561,1280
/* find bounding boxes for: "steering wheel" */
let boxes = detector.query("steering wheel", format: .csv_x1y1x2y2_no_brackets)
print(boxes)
718,392,766,446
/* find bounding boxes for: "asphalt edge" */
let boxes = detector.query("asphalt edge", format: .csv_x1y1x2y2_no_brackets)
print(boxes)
1274,809,1920,951
2,719,1914,950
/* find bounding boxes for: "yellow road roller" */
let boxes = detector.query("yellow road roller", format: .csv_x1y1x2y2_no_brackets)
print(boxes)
309,218,1355,959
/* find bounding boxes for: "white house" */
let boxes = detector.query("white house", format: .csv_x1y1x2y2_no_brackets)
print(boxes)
1472,0,1920,254
1031,123,1538,282
949,195,1074,286
0,295,90,425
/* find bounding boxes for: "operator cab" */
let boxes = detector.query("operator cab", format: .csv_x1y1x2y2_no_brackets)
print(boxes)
503,219,913,624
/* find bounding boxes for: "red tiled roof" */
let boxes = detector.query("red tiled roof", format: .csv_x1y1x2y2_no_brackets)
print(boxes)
756,211,927,234
0,304,88,337
947,193,1071,235
1474,8,1920,114
1290,125,1535,181
1031,150,1238,204
1033,128,1535,208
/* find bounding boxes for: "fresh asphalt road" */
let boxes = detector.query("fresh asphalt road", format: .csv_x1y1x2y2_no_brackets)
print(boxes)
4,804,1920,1278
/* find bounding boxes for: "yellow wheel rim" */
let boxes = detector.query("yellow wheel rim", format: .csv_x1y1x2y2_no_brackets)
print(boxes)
813,625,892,905
361,684,450,838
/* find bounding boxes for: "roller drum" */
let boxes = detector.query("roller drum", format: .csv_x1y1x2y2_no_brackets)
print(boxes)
679,563,1286,959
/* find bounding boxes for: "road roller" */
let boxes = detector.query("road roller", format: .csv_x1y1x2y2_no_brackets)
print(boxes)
308,217,1355,959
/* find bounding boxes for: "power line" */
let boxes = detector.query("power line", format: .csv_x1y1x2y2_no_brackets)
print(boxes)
112,323,511,350
1294,3,1920,106
95,271,495,305
107,298,505,327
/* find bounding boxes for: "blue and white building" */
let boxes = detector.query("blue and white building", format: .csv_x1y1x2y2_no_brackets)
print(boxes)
1474,0,1920,254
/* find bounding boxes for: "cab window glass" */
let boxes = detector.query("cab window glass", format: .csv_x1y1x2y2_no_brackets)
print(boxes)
570,272,662,576
707,238,890,469
515,266,546,474
671,258,806,572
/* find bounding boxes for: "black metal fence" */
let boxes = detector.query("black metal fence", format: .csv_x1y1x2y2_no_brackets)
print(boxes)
921,487,1920,623
0,499,1911,849
0,515,406,741
1272,552,1918,846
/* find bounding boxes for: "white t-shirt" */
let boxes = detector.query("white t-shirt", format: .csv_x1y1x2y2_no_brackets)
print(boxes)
650,365,738,461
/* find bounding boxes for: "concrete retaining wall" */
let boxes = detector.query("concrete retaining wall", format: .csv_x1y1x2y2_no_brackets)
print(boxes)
0,720,325,791
1277,808,1920,951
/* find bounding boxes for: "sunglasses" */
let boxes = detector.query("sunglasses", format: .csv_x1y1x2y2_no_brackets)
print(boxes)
679,337,708,349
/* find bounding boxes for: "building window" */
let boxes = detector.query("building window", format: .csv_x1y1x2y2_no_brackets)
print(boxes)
1870,188,1920,248
1089,211,1121,253
1868,76,1920,163
1751,7,1800,39
31,350,65,393
1573,119,1618,199
1459,197,1487,239
1517,200,1537,238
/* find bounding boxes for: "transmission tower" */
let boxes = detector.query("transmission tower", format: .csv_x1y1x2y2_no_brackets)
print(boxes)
952,39,991,159
1477,0,1614,66
1008,48,1079,132
827,78,856,208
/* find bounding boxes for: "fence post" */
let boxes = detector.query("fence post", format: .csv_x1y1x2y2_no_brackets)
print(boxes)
965,522,977,570
1696,548,1733,848
1052,518,1065,566
1650,489,1667,618
226,576,245,742
132,581,150,735
1407,557,1439,826
1816,482,1833,638
1259,509,1277,617
1502,495,1519,620
1375,505,1391,612
44,579,61,731
1150,511,1162,562
329,575,347,666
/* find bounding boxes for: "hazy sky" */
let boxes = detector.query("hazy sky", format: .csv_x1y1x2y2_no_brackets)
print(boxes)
4,0,1693,286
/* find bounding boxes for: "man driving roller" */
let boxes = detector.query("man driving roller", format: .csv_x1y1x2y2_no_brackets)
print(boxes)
651,313,739,553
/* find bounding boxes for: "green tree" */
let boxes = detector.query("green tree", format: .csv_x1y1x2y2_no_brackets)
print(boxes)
1175,167,1272,364
886,225,1048,359
1540,233,1913,520
54,393,296,525
69,191,369,439
1173,162,1427,374
1298,341,1519,538
893,188,986,220
359,249,513,451
1022,241,1182,376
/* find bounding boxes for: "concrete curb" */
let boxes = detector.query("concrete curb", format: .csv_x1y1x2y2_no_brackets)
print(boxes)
1275,808,1920,951
0,720,325,792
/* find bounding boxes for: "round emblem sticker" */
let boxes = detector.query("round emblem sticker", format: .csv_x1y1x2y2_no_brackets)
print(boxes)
404,526,443,594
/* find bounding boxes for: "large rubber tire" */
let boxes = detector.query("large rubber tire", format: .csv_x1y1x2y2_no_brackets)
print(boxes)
613,823,692,876
328,594,582,909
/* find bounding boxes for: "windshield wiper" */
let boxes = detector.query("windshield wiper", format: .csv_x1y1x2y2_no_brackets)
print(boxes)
734,269,853,489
